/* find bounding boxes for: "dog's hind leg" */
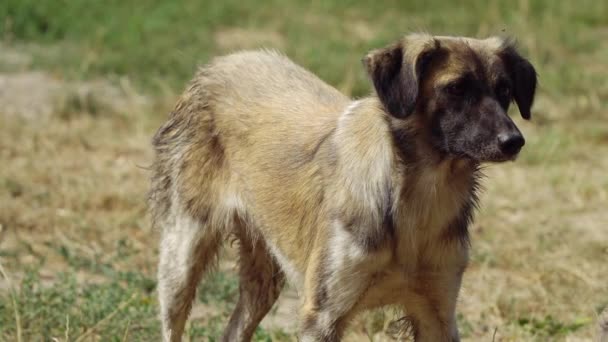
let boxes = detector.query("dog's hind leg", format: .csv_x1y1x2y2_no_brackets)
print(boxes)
221,237,284,342
221,227,285,342
157,212,222,342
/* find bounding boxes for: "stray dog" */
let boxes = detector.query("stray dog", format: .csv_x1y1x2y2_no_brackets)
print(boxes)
149,33,537,341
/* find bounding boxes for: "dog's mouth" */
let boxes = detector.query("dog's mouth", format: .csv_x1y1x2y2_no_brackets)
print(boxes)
489,154,519,163
461,148,521,164
481,150,521,163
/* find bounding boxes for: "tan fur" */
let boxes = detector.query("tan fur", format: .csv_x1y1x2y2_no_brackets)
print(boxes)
149,34,524,341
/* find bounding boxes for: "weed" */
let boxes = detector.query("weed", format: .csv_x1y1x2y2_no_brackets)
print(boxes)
516,315,588,338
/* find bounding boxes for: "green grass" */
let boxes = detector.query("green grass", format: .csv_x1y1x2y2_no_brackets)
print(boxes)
0,266,158,341
1,0,607,341
515,315,588,338
2,0,606,99
0,252,278,341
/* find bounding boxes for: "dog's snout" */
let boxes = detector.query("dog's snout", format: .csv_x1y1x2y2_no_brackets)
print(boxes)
498,132,525,156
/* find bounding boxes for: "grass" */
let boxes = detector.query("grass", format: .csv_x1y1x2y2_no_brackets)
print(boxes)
2,0,607,98
0,0,607,341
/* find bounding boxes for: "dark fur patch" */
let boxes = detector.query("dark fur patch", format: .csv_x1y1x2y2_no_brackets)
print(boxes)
346,220,374,251
364,42,408,117
314,281,329,309
364,40,439,118
314,249,330,309
301,314,342,342
382,198,396,241
332,209,389,252
389,125,418,164
209,135,224,157
499,45,538,120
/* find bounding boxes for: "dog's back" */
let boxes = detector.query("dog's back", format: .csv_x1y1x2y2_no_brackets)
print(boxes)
150,50,349,229
149,51,355,341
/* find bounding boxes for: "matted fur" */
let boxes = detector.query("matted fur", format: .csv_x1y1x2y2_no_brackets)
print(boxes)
149,33,536,341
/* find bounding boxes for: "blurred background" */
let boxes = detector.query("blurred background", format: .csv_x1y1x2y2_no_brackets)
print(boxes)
0,1,606,341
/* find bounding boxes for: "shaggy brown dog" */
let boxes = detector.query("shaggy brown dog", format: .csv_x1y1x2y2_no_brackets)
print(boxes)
149,33,537,341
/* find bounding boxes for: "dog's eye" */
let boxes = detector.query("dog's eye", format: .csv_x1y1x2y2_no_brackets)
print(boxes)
446,82,466,97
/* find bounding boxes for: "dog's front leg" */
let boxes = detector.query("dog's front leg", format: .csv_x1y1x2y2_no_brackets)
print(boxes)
298,220,391,341
402,269,465,342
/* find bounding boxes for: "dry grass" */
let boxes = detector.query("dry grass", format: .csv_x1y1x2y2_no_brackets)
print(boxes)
1,0,607,340
1,73,606,342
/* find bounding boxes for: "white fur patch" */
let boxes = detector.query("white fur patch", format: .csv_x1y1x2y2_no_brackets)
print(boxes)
328,220,365,270
334,99,393,225
324,220,369,309
213,185,246,228
265,238,303,288
161,201,205,275
299,335,316,342
341,100,361,117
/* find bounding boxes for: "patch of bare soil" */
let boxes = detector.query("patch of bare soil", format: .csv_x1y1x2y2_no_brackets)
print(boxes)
0,72,63,120
0,43,33,70
0,71,148,121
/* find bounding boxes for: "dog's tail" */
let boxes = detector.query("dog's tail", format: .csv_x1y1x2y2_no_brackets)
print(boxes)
153,67,237,341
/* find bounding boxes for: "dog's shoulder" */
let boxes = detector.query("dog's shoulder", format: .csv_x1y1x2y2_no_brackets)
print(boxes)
328,98,395,225
333,98,394,178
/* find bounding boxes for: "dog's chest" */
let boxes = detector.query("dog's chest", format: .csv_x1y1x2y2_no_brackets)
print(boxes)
390,168,473,269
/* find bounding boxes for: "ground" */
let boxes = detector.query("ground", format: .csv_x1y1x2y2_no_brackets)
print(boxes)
0,1,607,341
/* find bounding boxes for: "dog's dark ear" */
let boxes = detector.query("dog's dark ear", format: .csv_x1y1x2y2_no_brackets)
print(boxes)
500,44,537,120
363,35,439,118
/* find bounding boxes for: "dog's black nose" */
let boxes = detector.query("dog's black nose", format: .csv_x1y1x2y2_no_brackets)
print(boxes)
498,133,525,155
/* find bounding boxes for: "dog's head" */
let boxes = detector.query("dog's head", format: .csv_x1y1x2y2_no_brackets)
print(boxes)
364,33,537,163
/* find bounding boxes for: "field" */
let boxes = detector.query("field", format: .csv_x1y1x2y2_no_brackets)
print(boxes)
0,0,607,341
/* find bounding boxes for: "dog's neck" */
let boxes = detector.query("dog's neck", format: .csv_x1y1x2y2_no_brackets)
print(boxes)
334,96,482,248
356,96,480,181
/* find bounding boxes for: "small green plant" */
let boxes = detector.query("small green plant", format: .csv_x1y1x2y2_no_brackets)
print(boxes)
516,315,588,337
198,270,239,306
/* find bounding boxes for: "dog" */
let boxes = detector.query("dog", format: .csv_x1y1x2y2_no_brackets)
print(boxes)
148,33,537,341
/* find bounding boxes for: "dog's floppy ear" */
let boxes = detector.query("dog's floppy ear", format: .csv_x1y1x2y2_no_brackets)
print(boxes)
500,43,537,120
363,35,439,118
